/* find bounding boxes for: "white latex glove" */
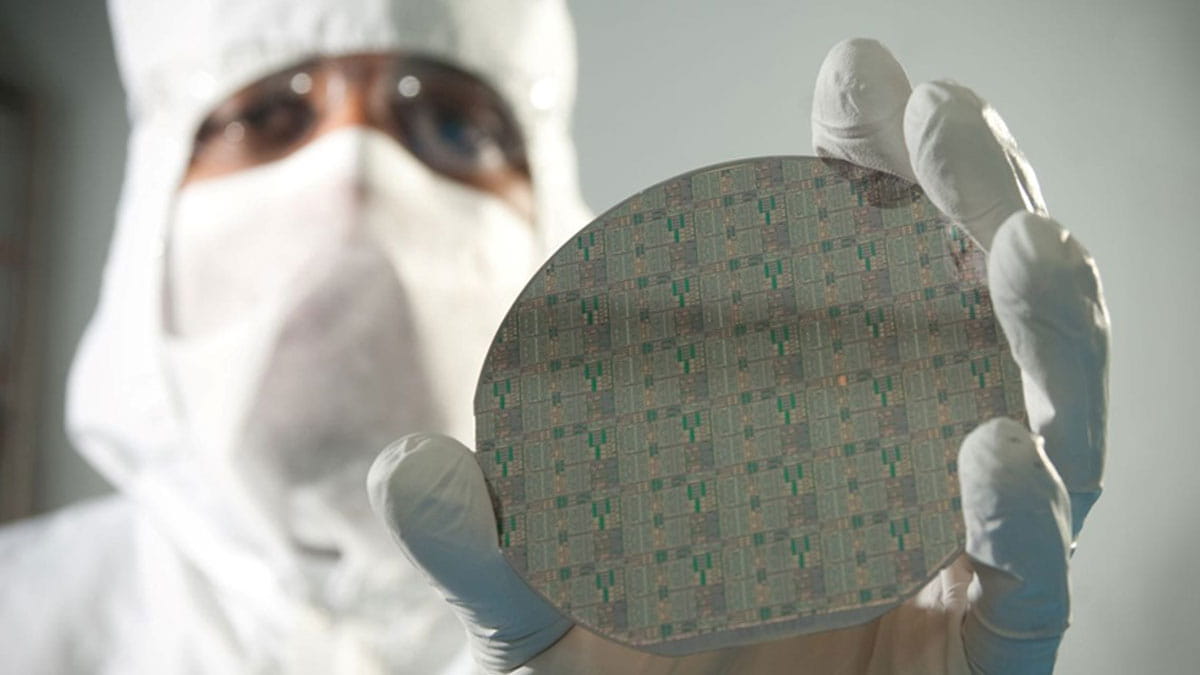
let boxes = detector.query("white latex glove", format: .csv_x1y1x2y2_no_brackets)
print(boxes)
368,38,1109,675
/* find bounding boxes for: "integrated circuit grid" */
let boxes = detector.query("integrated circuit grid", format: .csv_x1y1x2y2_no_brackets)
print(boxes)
475,156,1025,653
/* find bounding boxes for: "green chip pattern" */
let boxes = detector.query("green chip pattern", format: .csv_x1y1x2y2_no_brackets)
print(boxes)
475,157,1025,653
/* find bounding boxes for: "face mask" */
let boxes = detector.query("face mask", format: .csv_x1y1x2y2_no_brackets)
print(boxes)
162,128,539,577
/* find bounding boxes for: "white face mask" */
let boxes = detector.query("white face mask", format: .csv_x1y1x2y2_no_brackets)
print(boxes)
162,128,538,570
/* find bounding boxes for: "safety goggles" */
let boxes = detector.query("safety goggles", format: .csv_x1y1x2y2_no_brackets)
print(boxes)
185,53,531,199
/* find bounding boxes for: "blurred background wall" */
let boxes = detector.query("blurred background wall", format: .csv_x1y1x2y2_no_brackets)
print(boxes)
1,0,1196,672
0,0,125,513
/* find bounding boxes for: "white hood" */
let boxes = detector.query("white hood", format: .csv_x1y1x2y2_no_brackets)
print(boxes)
66,0,591,648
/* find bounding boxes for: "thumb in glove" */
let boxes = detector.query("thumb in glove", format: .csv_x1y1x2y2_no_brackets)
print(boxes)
367,433,573,673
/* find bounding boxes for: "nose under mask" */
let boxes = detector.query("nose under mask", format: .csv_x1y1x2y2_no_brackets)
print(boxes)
162,128,540,562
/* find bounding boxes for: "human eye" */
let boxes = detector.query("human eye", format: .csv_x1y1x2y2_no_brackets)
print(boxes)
388,61,529,186
234,92,315,151
409,98,508,171
187,68,318,178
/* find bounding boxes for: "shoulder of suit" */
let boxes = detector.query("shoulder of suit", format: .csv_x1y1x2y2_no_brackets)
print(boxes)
0,494,147,673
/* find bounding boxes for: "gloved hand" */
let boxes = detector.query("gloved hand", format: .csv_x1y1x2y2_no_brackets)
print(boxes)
367,38,1109,675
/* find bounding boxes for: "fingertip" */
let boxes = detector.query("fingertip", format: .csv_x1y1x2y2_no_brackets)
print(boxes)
811,37,914,180
366,432,477,531
903,80,979,152
987,212,1101,318
958,417,1071,552
813,38,910,125
903,80,1027,250
958,418,1057,500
